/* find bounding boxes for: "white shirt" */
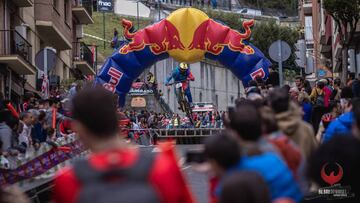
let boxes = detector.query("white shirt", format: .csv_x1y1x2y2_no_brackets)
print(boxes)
19,121,32,147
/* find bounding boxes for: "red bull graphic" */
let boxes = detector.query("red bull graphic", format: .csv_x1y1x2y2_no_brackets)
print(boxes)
250,68,266,79
120,19,185,55
103,67,123,93
189,19,254,55
96,8,271,107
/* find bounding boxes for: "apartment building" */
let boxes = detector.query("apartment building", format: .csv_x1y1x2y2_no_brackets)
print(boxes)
0,0,95,104
299,0,360,79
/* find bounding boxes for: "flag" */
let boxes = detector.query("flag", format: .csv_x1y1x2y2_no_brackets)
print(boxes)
41,74,49,99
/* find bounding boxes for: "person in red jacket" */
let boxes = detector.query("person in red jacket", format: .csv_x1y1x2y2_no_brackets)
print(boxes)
53,86,194,203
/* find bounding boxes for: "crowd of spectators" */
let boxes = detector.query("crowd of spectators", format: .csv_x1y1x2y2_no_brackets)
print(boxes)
123,110,224,129
0,83,79,168
2,72,360,203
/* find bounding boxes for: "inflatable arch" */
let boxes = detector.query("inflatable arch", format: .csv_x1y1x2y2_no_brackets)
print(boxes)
96,8,271,106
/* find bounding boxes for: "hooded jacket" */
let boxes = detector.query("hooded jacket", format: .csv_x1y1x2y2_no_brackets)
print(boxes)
275,102,317,160
323,112,353,143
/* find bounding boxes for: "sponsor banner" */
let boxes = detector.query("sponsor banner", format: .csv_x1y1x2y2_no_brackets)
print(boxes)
0,140,85,186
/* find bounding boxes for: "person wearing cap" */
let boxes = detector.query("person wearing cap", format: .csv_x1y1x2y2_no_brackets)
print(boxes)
165,63,195,108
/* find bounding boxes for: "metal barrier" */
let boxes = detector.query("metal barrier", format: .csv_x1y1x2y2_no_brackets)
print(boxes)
150,128,223,144
128,128,223,145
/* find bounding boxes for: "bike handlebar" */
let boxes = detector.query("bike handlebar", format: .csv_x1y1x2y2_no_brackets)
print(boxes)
165,80,189,86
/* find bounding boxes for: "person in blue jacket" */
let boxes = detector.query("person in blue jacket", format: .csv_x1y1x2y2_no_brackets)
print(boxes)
323,97,360,143
165,63,195,107
216,101,303,203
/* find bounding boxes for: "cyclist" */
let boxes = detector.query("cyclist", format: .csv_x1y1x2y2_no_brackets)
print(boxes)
165,63,195,108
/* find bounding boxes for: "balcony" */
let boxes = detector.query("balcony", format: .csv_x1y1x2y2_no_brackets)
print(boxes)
0,30,36,75
34,0,72,50
73,42,96,75
303,0,312,15
12,0,33,7
72,0,94,24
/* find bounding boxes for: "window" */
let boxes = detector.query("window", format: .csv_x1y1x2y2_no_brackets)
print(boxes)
305,16,313,41
231,96,234,104
199,92,202,102
215,95,218,107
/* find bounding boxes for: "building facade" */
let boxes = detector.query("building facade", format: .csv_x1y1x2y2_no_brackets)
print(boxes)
299,0,360,79
0,0,95,104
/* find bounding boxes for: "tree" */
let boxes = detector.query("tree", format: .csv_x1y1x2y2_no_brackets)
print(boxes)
324,0,360,83
252,21,300,81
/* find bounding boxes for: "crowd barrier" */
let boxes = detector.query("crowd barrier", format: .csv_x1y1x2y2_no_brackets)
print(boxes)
0,134,87,186
128,128,223,145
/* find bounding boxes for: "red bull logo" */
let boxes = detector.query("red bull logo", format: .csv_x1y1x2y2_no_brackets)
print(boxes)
119,19,185,55
188,19,255,55
250,68,266,79
103,67,123,93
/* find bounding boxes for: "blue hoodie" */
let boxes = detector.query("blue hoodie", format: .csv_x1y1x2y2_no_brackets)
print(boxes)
323,112,353,143
218,152,303,203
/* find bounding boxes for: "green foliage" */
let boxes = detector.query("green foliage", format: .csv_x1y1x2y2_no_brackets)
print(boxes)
323,0,360,44
83,12,151,59
252,21,299,71
204,9,244,29
323,0,360,25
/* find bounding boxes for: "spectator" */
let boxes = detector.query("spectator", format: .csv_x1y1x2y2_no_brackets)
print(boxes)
53,86,195,203
352,73,360,98
111,28,119,49
298,91,312,123
146,72,157,89
226,102,303,202
295,76,311,95
19,111,33,148
330,77,342,101
30,110,47,144
68,83,78,99
323,97,360,143
0,110,12,152
259,106,303,179
219,171,271,203
269,87,317,160
347,72,356,87
172,114,181,128
310,81,332,133
315,100,341,143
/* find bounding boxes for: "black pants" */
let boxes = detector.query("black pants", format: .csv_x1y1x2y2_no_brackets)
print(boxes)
311,106,328,134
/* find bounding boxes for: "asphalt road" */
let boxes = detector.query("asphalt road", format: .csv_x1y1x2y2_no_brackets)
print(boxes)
141,144,209,203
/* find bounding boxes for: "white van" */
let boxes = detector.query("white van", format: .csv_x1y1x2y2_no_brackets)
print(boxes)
236,8,262,17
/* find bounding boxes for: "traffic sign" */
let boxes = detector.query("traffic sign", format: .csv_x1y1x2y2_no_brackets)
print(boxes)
35,48,57,73
268,40,291,62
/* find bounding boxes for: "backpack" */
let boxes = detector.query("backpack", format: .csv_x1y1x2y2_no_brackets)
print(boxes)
267,135,302,178
315,90,325,107
74,151,160,203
